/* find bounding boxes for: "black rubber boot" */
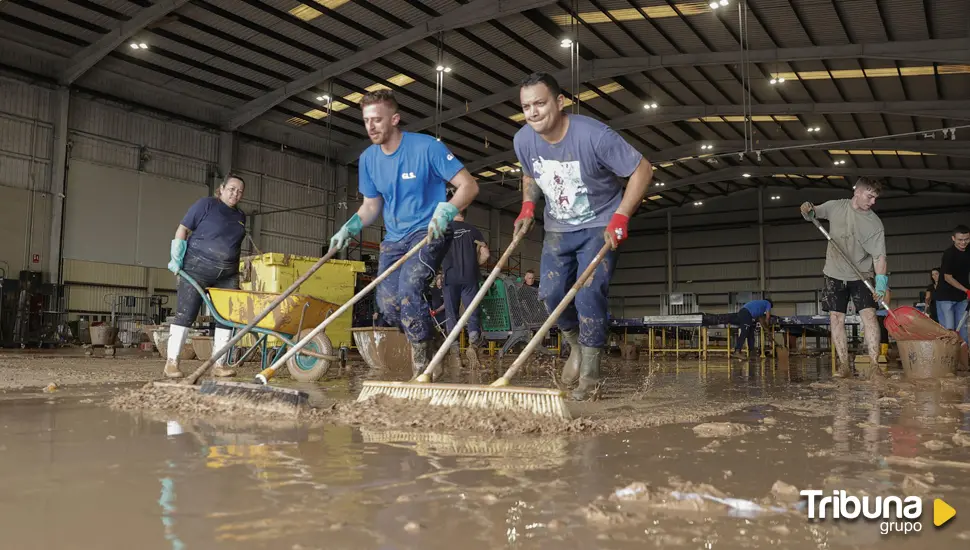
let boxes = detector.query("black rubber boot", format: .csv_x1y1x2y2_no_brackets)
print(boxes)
571,346,602,401
410,340,438,380
560,329,581,385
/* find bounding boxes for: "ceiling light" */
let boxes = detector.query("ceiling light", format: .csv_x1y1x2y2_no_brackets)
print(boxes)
834,159,846,165
719,0,729,5
693,201,703,206
643,103,652,109
656,182,665,187
436,65,445,72
778,76,786,83
130,43,139,49
316,94,330,102
743,173,751,178
444,67,452,73
701,144,713,150
560,38,573,48
709,1,719,8
650,102,658,109
770,78,778,85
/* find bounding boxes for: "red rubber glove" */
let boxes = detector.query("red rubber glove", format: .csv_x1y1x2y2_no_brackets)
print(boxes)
605,213,630,249
514,201,535,235
965,289,970,299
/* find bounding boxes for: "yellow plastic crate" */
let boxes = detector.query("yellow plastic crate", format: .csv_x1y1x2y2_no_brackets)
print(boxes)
238,253,365,348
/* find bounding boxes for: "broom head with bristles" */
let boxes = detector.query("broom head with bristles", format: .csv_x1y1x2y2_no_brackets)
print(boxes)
198,380,310,412
356,381,572,420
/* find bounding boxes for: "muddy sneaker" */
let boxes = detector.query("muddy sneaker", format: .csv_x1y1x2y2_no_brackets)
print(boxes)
211,365,236,378
833,362,853,378
560,329,581,385
446,342,463,373
571,346,602,401
465,331,482,369
163,359,183,379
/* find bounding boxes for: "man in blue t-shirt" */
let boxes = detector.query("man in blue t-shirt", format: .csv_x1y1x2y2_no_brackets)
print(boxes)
440,210,490,367
733,299,773,358
328,90,479,380
512,73,653,400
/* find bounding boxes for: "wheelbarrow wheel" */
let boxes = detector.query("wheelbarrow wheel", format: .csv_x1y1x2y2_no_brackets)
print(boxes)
286,329,333,382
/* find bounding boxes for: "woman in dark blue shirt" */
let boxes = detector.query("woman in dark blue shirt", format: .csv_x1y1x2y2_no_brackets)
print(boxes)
164,174,247,379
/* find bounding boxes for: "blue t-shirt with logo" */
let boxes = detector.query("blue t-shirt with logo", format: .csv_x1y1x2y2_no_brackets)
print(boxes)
513,114,643,233
441,220,485,285
358,132,465,242
181,197,246,268
743,299,772,318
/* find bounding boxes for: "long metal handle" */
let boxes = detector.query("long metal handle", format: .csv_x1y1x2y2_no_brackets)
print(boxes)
805,214,896,320
418,229,527,381
183,247,340,384
492,241,612,386
258,236,430,381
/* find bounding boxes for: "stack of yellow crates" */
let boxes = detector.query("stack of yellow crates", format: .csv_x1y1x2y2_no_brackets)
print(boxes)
238,253,365,349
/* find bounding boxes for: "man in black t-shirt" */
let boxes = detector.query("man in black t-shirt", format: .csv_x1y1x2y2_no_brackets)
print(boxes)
441,210,490,367
936,225,970,344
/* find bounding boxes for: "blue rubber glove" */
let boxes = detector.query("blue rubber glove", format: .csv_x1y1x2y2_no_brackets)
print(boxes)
330,214,363,251
428,202,459,239
874,274,889,299
168,239,187,274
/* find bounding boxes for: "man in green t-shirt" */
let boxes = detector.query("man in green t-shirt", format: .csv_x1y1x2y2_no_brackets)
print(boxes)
800,177,889,379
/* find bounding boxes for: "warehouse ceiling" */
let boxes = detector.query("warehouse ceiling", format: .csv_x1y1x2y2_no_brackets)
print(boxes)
0,0,968,216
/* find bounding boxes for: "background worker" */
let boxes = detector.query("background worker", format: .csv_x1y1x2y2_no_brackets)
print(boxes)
329,90,479,381
733,298,772,358
165,174,247,379
800,177,889,379
924,267,941,322
512,72,653,400
935,225,970,343
440,210,490,368
523,269,539,288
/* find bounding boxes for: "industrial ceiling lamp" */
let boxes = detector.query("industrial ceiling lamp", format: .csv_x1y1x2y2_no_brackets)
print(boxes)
434,32,451,140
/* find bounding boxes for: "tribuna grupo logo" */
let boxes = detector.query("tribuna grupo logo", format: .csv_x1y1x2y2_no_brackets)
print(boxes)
801,489,956,535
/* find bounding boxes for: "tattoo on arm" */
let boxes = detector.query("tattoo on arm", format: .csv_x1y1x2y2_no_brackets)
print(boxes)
523,176,542,203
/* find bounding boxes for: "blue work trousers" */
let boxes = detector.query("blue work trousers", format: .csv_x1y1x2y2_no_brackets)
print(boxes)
443,282,482,338
937,299,969,344
539,228,617,348
376,230,451,343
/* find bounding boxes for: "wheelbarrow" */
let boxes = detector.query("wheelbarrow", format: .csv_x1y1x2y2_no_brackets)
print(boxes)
178,271,341,382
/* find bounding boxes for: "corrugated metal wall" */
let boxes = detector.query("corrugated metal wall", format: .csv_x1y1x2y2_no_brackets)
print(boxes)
0,76,54,276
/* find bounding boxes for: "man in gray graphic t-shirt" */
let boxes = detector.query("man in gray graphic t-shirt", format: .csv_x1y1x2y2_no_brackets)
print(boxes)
512,72,653,400
800,177,889,379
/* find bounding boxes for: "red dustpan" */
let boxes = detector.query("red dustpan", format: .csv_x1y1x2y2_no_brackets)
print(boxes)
884,306,952,341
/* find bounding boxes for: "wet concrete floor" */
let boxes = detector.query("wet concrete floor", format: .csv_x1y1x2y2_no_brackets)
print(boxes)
3,355,970,549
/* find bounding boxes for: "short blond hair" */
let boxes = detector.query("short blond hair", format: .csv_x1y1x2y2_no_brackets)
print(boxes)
359,89,398,113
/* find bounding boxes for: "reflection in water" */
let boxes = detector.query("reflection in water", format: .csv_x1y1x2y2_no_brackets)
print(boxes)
2,359,970,549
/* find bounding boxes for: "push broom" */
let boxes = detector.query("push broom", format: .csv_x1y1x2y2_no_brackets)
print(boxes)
253,236,430,384
355,240,613,420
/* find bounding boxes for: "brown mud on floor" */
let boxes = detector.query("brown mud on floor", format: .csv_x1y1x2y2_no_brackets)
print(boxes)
0,351,266,391
4,375,970,549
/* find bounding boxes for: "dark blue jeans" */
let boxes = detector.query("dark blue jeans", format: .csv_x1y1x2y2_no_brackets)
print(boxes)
443,282,482,337
539,228,617,348
734,308,757,353
175,253,239,328
376,229,452,343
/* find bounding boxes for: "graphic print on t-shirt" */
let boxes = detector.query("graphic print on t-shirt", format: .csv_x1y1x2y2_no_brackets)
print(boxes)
531,156,593,225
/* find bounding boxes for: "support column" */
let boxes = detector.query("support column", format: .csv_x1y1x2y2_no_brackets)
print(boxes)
48,87,70,284
489,207,501,254
666,210,673,293
216,130,235,192
758,187,766,292
335,164,350,260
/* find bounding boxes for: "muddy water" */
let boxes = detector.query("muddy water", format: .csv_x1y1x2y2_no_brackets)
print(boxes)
3,358,970,548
